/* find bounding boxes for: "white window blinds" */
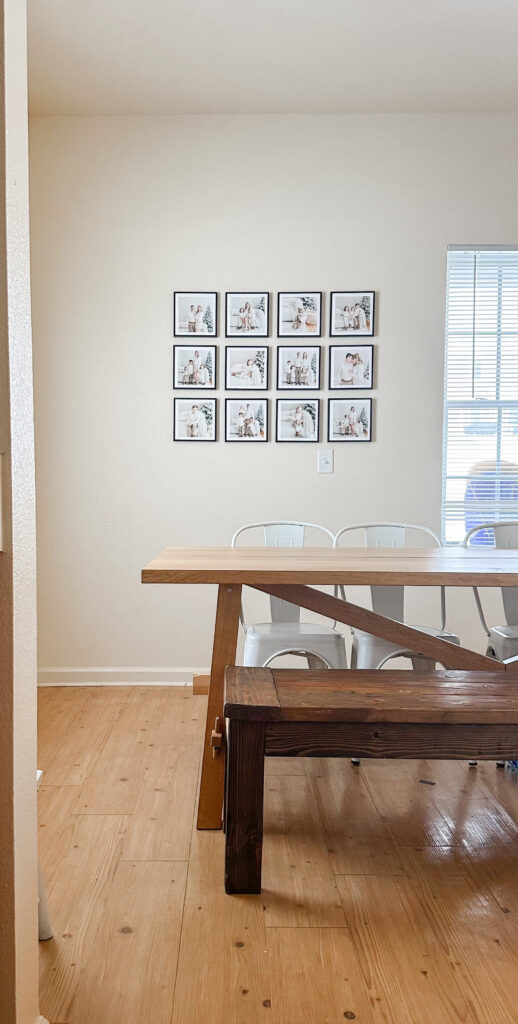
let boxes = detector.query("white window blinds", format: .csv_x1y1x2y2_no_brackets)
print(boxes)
442,247,518,544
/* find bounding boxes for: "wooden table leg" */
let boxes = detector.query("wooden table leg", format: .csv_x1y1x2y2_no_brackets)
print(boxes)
225,718,266,894
197,583,242,830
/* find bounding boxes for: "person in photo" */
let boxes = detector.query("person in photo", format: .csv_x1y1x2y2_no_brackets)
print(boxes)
244,301,256,331
294,351,302,384
237,404,245,437
293,305,307,331
193,349,201,382
198,362,210,386
246,357,261,387
300,351,310,385
186,403,207,438
347,405,358,435
338,353,354,385
342,305,352,331
353,302,367,332
184,359,195,384
244,404,258,437
187,304,196,333
352,351,365,385
290,404,314,438
195,304,205,333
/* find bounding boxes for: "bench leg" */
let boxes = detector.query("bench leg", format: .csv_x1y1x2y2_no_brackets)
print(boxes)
225,719,266,895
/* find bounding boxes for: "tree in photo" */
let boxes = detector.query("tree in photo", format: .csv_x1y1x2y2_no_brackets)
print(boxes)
255,403,265,433
303,402,316,425
311,352,318,377
204,350,213,383
255,348,265,381
301,295,317,311
360,295,370,320
200,402,213,429
358,405,369,434
203,305,214,333
258,295,265,313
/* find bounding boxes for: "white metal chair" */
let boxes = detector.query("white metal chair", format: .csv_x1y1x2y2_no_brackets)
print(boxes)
463,521,518,661
232,521,348,669
333,522,460,671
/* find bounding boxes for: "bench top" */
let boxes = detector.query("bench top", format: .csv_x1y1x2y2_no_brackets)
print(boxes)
224,667,518,725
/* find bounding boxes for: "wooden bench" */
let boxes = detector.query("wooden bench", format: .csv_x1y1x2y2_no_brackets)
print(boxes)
223,666,518,894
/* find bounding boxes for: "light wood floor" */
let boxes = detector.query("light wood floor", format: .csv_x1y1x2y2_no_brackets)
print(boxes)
39,685,518,1024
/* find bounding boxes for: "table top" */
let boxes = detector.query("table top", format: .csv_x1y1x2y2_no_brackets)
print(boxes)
141,545,518,587
224,667,518,724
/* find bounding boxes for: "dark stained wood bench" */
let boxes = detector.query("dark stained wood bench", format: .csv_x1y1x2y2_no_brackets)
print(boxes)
223,666,518,894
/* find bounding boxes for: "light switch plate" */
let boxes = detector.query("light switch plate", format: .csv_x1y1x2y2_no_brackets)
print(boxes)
317,448,334,474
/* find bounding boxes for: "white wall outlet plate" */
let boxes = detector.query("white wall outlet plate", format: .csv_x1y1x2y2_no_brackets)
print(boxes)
317,448,334,474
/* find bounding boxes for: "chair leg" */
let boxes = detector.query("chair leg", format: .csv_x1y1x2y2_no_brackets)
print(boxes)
306,653,327,669
38,861,53,941
225,718,266,895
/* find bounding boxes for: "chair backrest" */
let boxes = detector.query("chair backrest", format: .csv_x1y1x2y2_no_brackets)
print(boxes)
333,522,444,625
232,520,334,623
463,521,518,625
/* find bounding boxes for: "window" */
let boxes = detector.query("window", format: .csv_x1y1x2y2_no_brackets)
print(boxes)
442,247,518,544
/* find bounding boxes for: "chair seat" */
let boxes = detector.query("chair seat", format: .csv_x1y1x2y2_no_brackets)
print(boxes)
490,625,518,639
354,625,458,642
246,622,341,640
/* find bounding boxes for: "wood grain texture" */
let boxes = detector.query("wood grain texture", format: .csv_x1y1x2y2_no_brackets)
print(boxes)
265,720,518,759
141,544,518,586
225,719,266,894
254,584,504,670
224,665,280,720
197,582,242,829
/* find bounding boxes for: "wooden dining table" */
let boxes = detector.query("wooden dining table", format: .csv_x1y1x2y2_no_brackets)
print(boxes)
141,545,518,829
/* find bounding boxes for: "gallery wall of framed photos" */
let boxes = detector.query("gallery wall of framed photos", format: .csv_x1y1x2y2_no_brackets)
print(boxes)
172,290,375,443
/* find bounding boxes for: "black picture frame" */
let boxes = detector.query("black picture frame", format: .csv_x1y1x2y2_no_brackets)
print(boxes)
327,397,373,442
173,397,218,441
328,344,374,390
225,398,269,442
329,291,375,338
276,399,320,443
173,291,218,338
173,344,217,390
277,292,322,338
225,292,270,338
224,345,269,391
276,345,322,391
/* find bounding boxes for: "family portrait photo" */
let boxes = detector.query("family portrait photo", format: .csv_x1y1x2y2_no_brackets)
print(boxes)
225,292,269,337
225,346,268,390
277,292,322,337
173,346,216,388
330,291,374,337
225,400,268,441
329,345,373,389
277,346,321,389
328,398,372,441
174,292,217,337
276,399,319,441
174,398,217,441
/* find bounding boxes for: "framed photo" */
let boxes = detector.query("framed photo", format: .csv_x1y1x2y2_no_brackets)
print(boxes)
277,292,322,337
329,345,373,390
173,292,217,337
328,398,372,442
173,345,216,389
225,399,268,441
225,292,269,337
277,345,321,390
276,399,320,442
225,346,268,390
173,398,217,441
330,291,375,337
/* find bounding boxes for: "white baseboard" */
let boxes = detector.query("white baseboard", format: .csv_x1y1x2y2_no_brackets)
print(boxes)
37,666,209,687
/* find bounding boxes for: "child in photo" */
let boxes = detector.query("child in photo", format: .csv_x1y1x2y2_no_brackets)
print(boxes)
342,305,352,331
237,405,245,437
293,306,307,331
184,359,195,384
187,305,196,332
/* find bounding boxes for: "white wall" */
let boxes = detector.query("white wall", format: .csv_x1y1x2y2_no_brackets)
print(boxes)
28,114,518,681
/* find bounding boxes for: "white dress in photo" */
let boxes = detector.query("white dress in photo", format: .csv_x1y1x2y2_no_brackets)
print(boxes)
187,408,208,437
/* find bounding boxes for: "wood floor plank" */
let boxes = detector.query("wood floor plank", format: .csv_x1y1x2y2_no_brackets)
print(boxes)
171,830,271,1024
121,745,199,861
336,873,478,1024
262,774,346,927
71,691,168,814
71,860,187,1024
39,814,130,1022
267,927,373,1024
359,760,461,846
38,785,87,895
